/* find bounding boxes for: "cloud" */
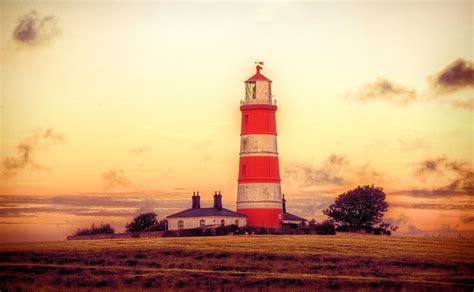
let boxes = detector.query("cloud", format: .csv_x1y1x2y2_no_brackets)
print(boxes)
386,213,410,226
101,169,131,189
129,146,151,155
350,59,474,110
349,78,417,105
406,224,425,236
390,202,474,210
449,99,474,110
430,59,474,94
2,128,65,177
390,156,473,199
12,10,60,46
281,192,337,220
398,137,431,152
286,154,348,186
285,154,383,188
134,196,160,215
460,215,474,224
414,156,473,196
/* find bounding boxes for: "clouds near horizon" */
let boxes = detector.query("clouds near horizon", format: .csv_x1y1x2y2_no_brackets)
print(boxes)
413,156,473,197
285,154,384,189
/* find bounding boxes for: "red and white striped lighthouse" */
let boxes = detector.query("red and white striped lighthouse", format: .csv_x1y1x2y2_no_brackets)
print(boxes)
236,63,283,228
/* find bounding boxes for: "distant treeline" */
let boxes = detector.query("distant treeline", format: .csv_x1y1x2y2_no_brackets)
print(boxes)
74,223,115,236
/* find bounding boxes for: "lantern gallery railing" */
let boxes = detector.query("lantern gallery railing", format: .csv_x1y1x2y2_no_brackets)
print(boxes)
240,99,277,105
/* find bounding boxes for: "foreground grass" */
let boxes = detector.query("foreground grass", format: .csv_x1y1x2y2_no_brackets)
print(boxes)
0,234,473,291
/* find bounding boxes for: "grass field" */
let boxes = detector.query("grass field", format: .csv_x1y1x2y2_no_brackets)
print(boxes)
0,234,473,291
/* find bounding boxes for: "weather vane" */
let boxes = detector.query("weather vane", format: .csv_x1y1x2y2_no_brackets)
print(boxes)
255,61,264,66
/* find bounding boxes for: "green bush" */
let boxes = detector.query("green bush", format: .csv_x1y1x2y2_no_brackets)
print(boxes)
74,223,115,236
314,220,336,235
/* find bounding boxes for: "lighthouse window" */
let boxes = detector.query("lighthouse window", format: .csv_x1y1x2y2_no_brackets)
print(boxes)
200,219,205,227
178,220,184,230
245,115,249,123
242,165,246,175
245,82,256,99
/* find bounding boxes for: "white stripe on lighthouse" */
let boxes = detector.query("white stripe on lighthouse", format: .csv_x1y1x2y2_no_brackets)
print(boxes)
237,183,282,208
240,134,278,155
237,201,282,209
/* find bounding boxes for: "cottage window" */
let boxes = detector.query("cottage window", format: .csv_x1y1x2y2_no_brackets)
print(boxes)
234,219,239,226
178,220,184,230
200,219,205,227
220,219,225,227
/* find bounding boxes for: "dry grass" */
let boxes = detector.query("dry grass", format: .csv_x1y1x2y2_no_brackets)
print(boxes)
0,234,473,291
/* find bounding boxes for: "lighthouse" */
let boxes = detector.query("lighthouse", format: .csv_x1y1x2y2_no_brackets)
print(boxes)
236,63,283,228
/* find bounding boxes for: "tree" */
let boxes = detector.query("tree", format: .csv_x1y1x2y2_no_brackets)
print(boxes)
125,212,158,233
323,185,389,231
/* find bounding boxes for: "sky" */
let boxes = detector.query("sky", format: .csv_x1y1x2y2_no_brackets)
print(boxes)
0,0,473,242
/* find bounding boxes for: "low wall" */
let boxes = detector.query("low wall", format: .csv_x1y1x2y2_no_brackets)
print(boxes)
67,231,164,241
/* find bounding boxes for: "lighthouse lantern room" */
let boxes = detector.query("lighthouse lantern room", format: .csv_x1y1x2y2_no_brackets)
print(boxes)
243,64,273,104
237,63,283,228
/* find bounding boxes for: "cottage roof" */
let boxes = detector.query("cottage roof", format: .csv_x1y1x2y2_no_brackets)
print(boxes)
167,207,247,218
284,212,307,221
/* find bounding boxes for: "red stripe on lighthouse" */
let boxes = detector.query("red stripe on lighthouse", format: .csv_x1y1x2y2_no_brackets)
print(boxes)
238,156,281,183
236,208,282,228
241,105,277,135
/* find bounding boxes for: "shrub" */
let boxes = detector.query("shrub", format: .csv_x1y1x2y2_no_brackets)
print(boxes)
162,230,178,237
226,224,240,233
335,225,351,232
314,220,336,235
74,223,115,236
301,227,312,234
215,226,228,236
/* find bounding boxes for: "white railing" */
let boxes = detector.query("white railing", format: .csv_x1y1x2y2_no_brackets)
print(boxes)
240,99,277,105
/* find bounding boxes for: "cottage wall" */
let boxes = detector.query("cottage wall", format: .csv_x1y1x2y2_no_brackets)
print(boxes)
168,216,247,231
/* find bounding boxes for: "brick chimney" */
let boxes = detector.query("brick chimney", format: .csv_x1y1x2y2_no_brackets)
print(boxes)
196,191,201,209
282,194,286,214
213,191,222,210
192,192,196,209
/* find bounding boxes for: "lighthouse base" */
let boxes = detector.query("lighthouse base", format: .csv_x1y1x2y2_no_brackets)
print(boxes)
237,208,283,229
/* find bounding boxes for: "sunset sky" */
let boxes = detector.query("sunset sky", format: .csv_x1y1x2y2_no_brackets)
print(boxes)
0,0,473,242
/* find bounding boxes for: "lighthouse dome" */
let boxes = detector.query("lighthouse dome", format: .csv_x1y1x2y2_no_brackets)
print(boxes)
245,65,272,83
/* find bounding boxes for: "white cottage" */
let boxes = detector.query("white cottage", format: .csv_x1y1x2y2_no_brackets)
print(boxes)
166,192,247,231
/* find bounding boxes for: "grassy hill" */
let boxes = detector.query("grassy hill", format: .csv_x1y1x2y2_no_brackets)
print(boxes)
0,234,473,290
